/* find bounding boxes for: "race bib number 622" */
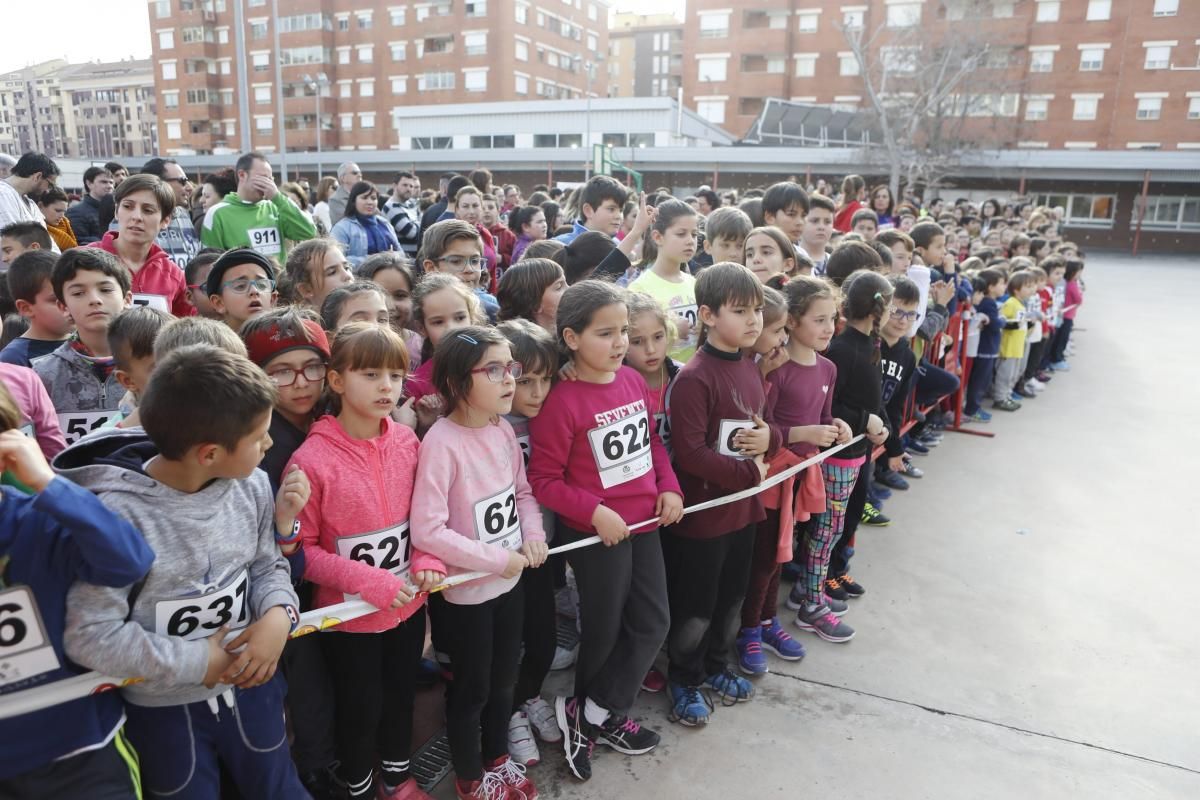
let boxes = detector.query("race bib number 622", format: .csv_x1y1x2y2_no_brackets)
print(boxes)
588,410,652,489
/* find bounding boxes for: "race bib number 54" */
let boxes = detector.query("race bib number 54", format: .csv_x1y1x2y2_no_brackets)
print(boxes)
588,410,652,489
0,586,61,689
154,570,249,641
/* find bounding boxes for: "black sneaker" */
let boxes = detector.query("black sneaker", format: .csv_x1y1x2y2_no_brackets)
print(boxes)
861,503,891,527
556,695,595,781
838,575,866,597
596,714,660,755
823,577,849,601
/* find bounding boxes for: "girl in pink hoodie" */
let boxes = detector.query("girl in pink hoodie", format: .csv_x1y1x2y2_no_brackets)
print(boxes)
411,326,546,800
285,323,446,800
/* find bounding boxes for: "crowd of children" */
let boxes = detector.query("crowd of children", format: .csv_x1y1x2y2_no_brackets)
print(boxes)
0,162,1085,800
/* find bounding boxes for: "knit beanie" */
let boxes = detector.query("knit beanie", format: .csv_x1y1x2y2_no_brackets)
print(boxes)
243,317,330,367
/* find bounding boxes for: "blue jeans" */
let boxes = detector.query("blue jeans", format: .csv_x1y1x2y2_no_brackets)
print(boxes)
915,360,961,407
964,356,996,415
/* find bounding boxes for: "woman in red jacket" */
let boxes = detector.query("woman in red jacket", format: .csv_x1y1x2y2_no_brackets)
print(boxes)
832,174,867,233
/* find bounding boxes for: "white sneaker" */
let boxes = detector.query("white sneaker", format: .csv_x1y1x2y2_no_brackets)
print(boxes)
521,696,563,743
554,573,579,619
1030,380,1046,393
507,711,540,766
550,643,578,671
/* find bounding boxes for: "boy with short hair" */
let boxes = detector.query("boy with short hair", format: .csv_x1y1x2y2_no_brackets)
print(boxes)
34,249,131,445
761,181,808,252
963,268,1005,423
421,219,500,322
701,206,753,267
204,248,278,332
105,305,172,428
553,175,628,244
185,249,224,319
60,344,309,799
850,208,879,241
875,276,921,491
800,194,835,274
1,250,72,366
910,220,955,276
481,194,516,271
0,221,53,268
875,229,915,276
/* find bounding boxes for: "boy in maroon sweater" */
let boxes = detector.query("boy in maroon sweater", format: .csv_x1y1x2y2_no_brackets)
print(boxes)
663,263,781,726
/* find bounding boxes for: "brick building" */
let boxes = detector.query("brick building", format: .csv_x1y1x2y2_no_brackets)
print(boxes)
608,12,683,99
148,0,610,157
681,0,1200,147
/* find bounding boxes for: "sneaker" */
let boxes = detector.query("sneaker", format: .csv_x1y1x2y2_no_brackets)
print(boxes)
507,712,540,767
1030,380,1046,393
899,461,924,479
965,410,992,423
704,669,754,705
555,574,579,618
780,560,803,583
640,667,666,693
487,756,537,800
861,503,891,527
785,583,807,611
823,576,849,601
1050,360,1070,371
793,605,856,643
736,626,768,675
874,469,909,491
838,575,866,597
1015,385,1037,399
871,483,893,501
992,398,1021,412
378,777,433,800
822,594,848,617
667,683,713,726
550,643,577,671
520,697,562,743
555,696,594,781
904,438,930,455
1035,370,1053,383
454,773,512,800
760,617,806,661
596,714,660,755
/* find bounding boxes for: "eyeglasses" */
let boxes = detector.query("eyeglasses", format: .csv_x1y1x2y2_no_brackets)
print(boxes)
221,277,276,295
266,362,327,387
889,308,920,322
470,361,524,383
165,176,192,185
437,255,484,274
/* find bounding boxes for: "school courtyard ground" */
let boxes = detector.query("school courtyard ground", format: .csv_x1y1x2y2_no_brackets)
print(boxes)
427,251,1200,800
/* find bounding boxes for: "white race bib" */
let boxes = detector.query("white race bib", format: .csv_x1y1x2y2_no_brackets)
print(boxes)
715,418,754,460
154,569,250,641
653,412,672,452
18,422,34,439
132,293,169,312
0,586,61,689
247,226,282,256
515,434,532,468
473,486,522,551
58,411,112,446
588,409,652,489
335,523,412,602
672,303,699,329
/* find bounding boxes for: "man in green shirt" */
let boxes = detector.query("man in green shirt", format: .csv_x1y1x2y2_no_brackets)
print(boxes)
200,152,316,260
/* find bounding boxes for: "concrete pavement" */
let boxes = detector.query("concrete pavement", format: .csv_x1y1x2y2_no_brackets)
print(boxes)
431,252,1200,800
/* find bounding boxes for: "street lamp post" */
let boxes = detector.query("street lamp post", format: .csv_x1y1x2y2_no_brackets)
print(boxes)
303,73,329,180
578,56,604,180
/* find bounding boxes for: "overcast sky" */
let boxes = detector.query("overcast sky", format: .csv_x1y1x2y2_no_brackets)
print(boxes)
1,0,686,74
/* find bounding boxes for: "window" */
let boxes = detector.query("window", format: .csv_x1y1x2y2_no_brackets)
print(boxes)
882,46,918,73
340,113,353,131
166,121,181,139
699,11,730,38
339,82,351,98
1138,195,1200,230
515,3,528,23
360,113,375,129
413,136,453,149
1086,0,1110,20
219,88,233,104
1079,47,1105,71
464,32,487,56
218,28,229,44
252,52,269,72
1073,96,1099,120
471,134,515,148
155,1,169,18
839,53,859,76
1035,0,1060,21
391,42,407,61
842,8,864,29
795,54,817,77
357,45,373,63
515,40,528,61
1024,97,1048,120
588,34,597,50
464,68,488,92
357,12,372,29
466,0,487,16
1153,0,1178,16
359,80,374,97
337,16,349,30
1190,97,1200,119
798,12,819,32
588,3,598,21
390,7,406,25
767,56,786,74
418,71,455,91
1136,97,1162,119
515,74,529,93
279,13,331,33
697,56,727,82
255,116,273,132
162,62,176,80
1030,50,1055,72
220,59,231,74
280,46,330,65
158,30,174,49
1144,45,1171,69
391,77,408,93
696,98,725,124
253,85,270,104
338,47,350,65
886,3,920,28
163,91,179,110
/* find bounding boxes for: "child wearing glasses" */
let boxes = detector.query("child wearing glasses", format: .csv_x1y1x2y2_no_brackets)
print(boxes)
874,276,921,493
205,249,278,333
422,219,500,323
411,326,547,800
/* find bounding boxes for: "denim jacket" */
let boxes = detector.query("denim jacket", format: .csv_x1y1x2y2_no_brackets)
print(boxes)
330,215,401,267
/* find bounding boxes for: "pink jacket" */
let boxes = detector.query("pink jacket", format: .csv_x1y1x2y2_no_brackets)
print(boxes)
90,232,194,318
0,362,66,458
285,415,444,633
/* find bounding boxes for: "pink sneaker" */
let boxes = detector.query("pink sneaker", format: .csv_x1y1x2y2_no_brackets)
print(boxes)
640,667,666,693
487,755,537,800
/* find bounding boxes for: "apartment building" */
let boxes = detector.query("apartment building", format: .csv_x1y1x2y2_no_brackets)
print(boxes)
149,0,609,156
608,12,683,98
681,0,1200,148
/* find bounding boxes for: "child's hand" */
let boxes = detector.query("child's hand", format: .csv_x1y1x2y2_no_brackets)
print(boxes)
866,426,888,446
521,540,549,568
202,626,236,689
393,397,418,430
0,430,54,492
221,607,291,688
758,346,788,377
673,314,693,342
655,491,684,526
389,584,415,608
805,425,839,448
411,570,445,594
274,465,310,532
980,316,990,326
558,360,580,382
415,395,444,428
833,418,852,444
754,454,769,482
500,550,529,579
888,455,905,472
629,192,657,240
591,504,630,546
734,415,770,457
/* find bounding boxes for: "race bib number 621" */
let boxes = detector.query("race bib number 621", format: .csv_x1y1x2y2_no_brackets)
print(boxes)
588,410,652,489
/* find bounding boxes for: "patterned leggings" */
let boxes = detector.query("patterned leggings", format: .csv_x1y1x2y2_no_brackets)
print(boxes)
803,461,862,607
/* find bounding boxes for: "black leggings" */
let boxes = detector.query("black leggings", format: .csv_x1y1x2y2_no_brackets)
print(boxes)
512,560,557,709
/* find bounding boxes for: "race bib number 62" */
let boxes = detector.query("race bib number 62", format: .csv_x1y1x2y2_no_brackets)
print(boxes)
474,486,522,551
588,410,652,489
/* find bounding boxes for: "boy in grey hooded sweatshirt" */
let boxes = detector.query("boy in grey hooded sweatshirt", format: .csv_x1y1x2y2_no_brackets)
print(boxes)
59,345,311,800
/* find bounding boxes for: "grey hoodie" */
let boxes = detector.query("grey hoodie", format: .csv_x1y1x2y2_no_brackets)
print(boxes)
32,342,124,446
56,427,298,708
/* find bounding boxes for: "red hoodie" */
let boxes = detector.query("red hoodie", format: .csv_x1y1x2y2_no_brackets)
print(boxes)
285,415,445,633
89,232,194,318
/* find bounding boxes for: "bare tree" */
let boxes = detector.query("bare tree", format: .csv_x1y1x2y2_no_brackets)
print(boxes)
841,0,1024,196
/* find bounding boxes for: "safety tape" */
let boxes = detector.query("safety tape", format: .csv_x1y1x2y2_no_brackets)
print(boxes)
0,434,864,720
